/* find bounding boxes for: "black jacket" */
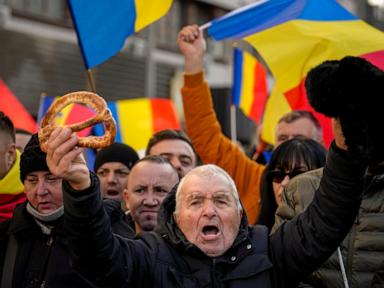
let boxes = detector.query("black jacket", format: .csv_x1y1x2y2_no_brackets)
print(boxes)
0,200,134,288
0,203,93,288
63,143,366,287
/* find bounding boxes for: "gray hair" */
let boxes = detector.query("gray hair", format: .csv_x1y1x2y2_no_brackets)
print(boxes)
175,164,242,212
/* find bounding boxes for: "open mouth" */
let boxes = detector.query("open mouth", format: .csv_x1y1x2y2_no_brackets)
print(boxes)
106,190,119,196
202,225,220,236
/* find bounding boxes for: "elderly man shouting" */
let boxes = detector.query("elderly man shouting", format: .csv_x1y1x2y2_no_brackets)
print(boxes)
44,115,366,287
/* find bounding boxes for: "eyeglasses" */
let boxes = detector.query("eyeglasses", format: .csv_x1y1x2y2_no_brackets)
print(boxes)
269,168,308,183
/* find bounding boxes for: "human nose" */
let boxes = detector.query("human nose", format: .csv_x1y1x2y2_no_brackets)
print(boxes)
106,172,116,184
143,193,159,207
36,180,49,196
202,199,217,218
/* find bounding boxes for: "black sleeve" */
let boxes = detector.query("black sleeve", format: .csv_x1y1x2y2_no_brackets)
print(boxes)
270,142,366,288
63,172,154,287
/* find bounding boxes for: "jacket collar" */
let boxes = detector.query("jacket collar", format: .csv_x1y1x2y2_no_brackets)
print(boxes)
156,185,251,257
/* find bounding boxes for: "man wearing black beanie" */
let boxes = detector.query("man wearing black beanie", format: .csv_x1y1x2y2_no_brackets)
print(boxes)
94,142,139,202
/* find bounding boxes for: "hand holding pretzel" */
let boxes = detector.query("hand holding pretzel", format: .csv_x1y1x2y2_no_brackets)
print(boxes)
38,91,116,152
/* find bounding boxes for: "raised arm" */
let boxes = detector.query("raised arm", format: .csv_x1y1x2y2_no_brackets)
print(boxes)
45,128,153,286
270,119,366,286
178,25,265,224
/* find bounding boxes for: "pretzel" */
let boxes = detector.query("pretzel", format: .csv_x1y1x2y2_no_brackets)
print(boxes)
38,91,116,152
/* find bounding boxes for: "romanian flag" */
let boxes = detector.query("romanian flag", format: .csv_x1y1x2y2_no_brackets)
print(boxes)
68,0,174,68
38,95,96,137
94,98,180,151
232,48,268,124
0,79,36,133
208,0,384,146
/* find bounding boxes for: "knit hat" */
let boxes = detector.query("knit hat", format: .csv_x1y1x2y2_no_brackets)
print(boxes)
94,143,139,172
20,134,49,182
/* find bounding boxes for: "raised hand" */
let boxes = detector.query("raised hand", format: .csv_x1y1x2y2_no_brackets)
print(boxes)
177,24,206,74
46,127,91,190
332,118,347,151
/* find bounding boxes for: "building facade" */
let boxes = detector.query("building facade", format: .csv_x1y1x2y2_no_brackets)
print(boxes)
0,0,383,147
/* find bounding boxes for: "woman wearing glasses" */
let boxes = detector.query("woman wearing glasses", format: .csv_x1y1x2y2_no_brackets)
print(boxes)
257,137,327,231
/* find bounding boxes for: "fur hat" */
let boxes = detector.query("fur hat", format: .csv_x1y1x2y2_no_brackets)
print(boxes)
94,142,139,172
20,134,49,182
305,56,384,165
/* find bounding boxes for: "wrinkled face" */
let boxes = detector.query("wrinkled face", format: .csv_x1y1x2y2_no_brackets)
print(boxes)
124,161,179,233
148,139,196,178
24,171,63,214
96,162,130,201
174,174,242,257
0,135,16,180
275,118,319,147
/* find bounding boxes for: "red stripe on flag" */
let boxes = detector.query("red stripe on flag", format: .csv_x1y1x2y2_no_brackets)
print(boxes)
65,104,96,137
0,79,36,133
284,52,384,148
361,50,384,69
249,62,268,124
150,99,180,133
285,80,333,147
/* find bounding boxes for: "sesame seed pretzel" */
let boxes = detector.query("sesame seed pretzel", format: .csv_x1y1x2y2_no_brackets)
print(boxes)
38,91,116,152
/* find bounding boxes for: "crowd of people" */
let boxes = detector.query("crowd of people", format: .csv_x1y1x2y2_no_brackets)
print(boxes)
0,25,382,287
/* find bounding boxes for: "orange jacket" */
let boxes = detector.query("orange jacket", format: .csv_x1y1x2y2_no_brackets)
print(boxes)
182,72,264,224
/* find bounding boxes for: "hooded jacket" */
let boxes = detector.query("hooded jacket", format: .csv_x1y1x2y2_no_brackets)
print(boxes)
63,142,366,288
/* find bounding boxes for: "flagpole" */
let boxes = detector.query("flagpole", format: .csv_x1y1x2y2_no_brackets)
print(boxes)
86,69,97,92
230,104,237,143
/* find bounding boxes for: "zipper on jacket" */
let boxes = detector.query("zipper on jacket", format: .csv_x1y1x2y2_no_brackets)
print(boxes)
345,214,359,283
211,258,217,288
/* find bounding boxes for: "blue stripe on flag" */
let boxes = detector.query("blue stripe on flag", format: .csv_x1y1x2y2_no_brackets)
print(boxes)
208,0,357,41
68,0,136,68
232,48,243,106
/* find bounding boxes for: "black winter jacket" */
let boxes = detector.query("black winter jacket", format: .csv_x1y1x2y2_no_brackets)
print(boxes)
0,200,134,288
0,202,93,288
63,143,366,288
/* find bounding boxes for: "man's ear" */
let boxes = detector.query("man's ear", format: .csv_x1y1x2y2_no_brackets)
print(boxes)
6,143,16,169
173,211,179,225
123,189,130,210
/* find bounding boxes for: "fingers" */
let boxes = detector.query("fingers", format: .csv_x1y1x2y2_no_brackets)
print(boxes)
332,118,347,150
178,24,200,43
46,127,79,175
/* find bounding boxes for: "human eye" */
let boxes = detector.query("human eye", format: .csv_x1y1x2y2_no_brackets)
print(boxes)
25,176,38,185
155,186,169,194
117,170,129,177
188,197,202,207
179,156,192,167
46,175,60,184
214,195,230,207
134,187,145,194
97,170,107,177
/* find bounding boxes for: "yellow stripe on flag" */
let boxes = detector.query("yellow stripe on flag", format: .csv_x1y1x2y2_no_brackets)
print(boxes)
245,19,384,93
135,0,173,32
261,86,291,145
240,52,256,115
53,97,74,127
117,98,153,151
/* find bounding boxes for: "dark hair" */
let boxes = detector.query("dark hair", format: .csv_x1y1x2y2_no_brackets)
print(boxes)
257,137,326,230
145,129,198,162
278,110,321,130
0,111,15,142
